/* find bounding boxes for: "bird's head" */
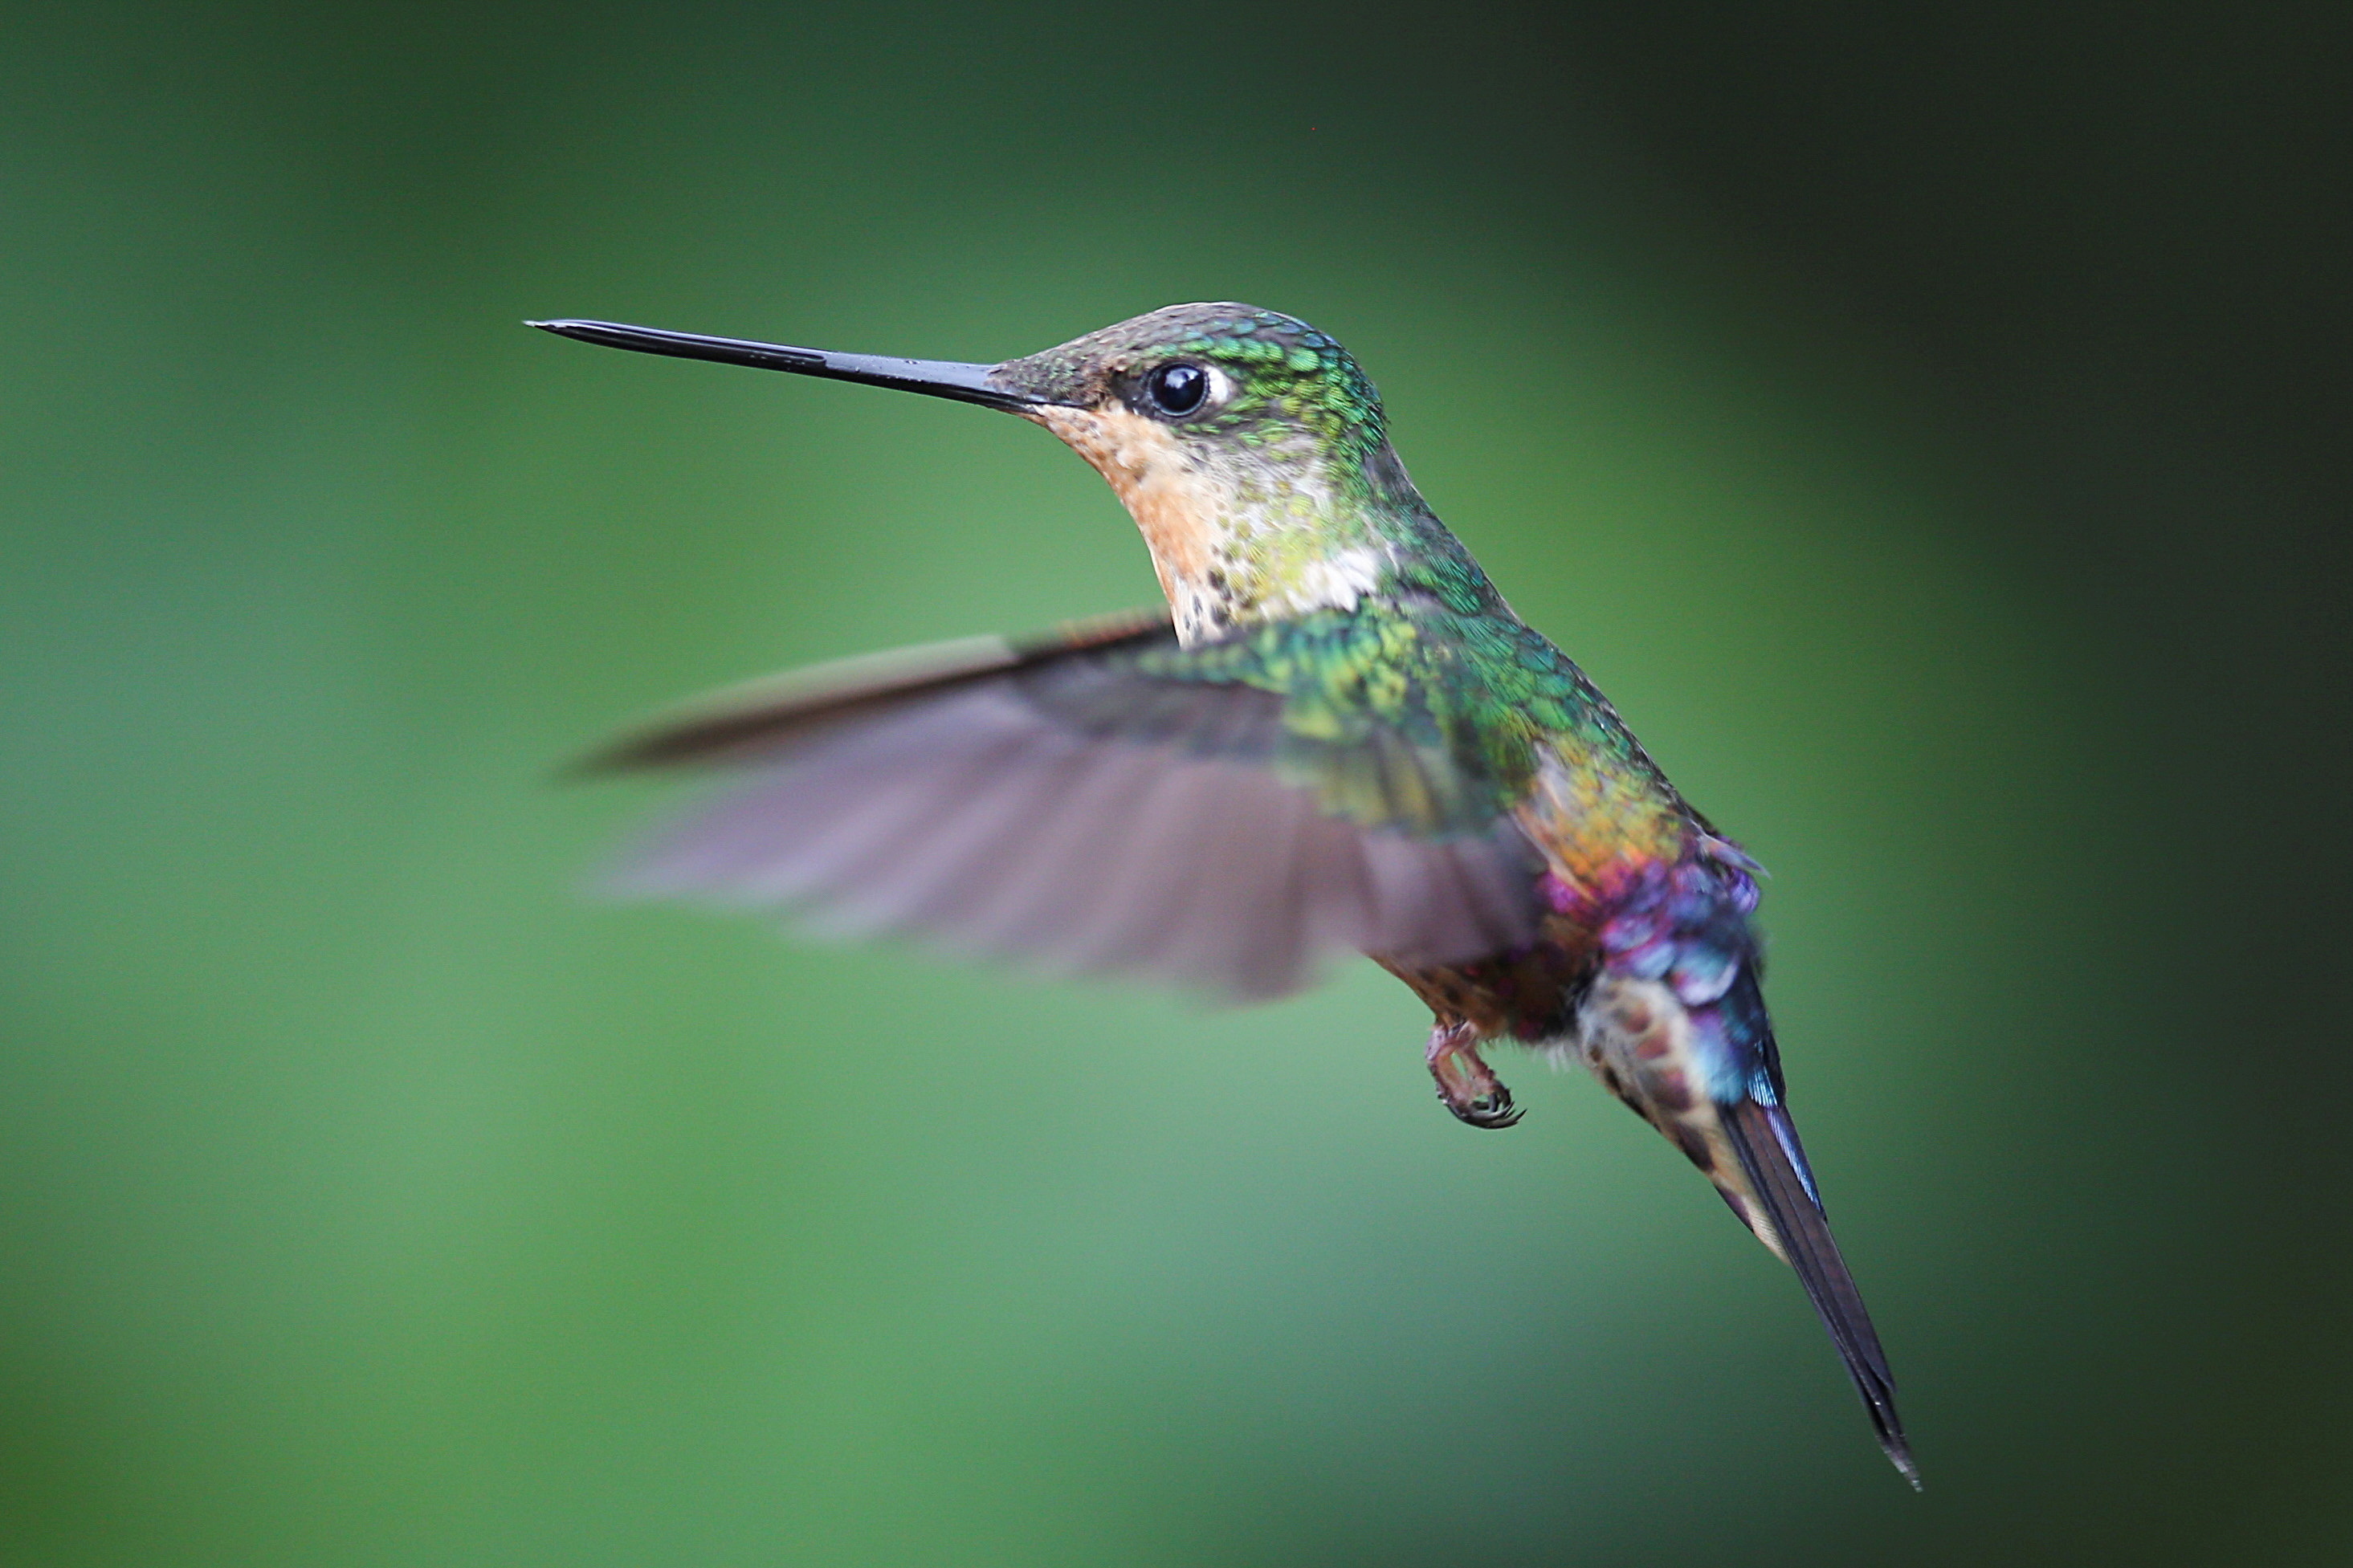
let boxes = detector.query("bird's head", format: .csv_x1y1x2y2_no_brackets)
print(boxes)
534,303,1476,641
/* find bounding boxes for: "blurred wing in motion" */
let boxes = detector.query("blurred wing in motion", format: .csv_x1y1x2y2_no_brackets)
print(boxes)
587,610,1544,1000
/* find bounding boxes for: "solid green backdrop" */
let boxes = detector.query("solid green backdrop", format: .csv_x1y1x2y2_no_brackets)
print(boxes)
2,2,2344,1563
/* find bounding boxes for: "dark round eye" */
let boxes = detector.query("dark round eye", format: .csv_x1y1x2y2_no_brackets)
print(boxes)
1144,361,1209,417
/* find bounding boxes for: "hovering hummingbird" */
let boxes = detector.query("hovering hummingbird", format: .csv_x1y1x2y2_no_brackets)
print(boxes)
532,303,1915,1485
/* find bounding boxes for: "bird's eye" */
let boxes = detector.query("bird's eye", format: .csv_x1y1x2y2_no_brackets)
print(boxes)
1144,362,1209,417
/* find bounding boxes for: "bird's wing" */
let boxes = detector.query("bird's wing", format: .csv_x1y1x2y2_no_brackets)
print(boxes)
586,609,1545,1000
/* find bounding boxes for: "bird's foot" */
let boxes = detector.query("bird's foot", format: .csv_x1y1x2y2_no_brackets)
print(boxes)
1426,1019,1523,1130
1448,1083,1523,1129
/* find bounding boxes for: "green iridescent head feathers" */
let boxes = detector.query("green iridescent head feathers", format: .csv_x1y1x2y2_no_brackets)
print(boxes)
1000,303,1389,458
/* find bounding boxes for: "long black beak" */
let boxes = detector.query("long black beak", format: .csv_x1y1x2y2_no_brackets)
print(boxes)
529,319,1055,410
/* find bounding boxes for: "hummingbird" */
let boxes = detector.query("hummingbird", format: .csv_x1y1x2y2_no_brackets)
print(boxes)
532,303,1916,1485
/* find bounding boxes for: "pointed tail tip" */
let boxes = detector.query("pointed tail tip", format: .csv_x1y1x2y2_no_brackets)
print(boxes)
1868,1403,1920,1489
1862,1374,1919,1489
1886,1439,1923,1492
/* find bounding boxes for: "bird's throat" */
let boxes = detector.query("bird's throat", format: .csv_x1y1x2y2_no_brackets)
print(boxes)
1030,404,1393,645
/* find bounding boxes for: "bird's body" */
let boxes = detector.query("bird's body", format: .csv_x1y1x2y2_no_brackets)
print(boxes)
536,303,1915,1484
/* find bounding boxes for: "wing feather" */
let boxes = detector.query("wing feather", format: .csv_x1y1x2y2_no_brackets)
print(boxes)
595,618,1544,1000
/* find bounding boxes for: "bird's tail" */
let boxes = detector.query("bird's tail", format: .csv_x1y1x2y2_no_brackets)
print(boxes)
1717,1095,1918,1489
1576,966,1915,1485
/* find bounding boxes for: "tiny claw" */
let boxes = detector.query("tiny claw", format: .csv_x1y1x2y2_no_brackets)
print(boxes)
1445,1084,1523,1130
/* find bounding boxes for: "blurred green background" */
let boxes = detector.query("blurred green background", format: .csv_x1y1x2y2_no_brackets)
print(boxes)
2,2,2346,1562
